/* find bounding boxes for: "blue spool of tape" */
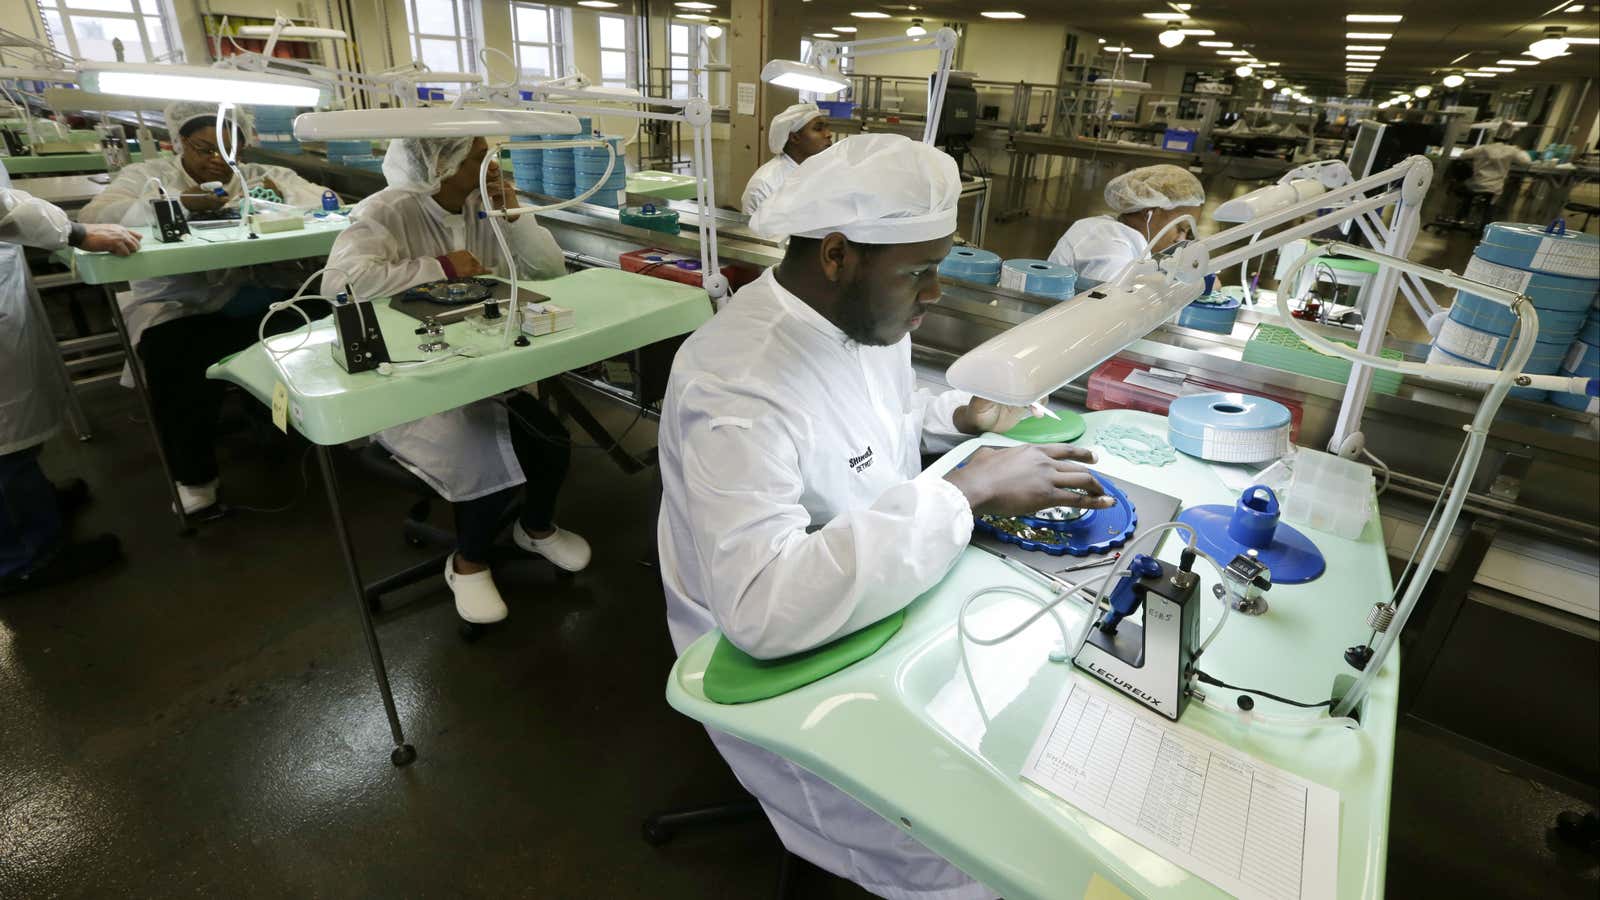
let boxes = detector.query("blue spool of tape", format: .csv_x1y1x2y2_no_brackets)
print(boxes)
939,247,1003,285
324,139,371,158
1579,311,1600,347
1509,386,1550,402
1000,258,1077,300
1177,294,1242,334
1562,340,1600,377
1167,392,1292,463
1474,221,1600,279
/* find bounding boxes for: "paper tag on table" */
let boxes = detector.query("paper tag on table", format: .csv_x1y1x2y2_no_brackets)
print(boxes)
270,381,289,433
1021,679,1340,900
1462,256,1534,294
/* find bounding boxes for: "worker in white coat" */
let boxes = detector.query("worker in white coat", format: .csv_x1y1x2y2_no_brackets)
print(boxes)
0,169,141,594
1460,138,1533,197
1047,164,1205,289
658,132,1113,900
740,102,832,216
325,135,589,625
78,102,334,515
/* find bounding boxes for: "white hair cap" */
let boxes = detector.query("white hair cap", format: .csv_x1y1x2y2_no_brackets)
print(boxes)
1103,164,1205,214
769,102,824,155
381,136,476,195
164,101,253,154
750,133,960,244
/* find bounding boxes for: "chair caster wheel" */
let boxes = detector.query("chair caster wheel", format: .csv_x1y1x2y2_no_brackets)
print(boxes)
641,819,674,847
459,621,484,642
390,744,417,767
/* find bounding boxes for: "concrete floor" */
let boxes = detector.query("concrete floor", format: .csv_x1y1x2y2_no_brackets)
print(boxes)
7,161,1598,897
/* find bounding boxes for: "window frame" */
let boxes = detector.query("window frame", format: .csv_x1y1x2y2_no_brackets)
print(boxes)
510,2,568,82
35,0,180,64
403,0,482,83
597,13,635,91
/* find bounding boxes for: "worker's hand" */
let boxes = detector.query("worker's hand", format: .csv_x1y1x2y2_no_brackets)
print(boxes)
944,444,1113,516
441,249,488,278
954,397,1032,436
261,177,283,200
79,224,142,256
179,190,224,212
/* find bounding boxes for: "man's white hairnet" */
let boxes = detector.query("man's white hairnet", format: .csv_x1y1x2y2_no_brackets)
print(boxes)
769,102,824,155
750,133,959,244
163,101,253,154
381,136,476,195
1103,164,1205,214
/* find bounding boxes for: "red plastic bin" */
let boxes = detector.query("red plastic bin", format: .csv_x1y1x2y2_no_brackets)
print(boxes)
620,247,762,292
1086,356,1304,442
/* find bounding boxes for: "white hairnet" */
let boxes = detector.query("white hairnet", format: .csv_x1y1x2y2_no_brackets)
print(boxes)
381,136,475,195
164,101,253,154
1103,164,1205,214
769,102,824,155
750,133,960,244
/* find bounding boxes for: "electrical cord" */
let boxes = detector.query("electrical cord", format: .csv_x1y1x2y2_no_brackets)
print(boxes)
1192,669,1334,709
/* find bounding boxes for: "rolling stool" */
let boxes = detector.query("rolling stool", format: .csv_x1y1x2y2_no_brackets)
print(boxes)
355,443,529,641
642,796,801,898
1564,201,1599,231
1426,160,1495,235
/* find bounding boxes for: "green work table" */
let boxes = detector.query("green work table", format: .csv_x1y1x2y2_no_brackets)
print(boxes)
55,217,348,285
627,170,699,200
208,267,714,767
3,149,170,175
667,408,1397,900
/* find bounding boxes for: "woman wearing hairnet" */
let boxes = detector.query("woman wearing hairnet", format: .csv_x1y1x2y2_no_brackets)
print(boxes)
1047,164,1205,289
740,102,832,216
78,102,334,515
324,136,588,626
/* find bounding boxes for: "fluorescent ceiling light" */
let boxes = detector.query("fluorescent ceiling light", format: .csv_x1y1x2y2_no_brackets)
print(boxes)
1442,74,1465,87
1346,32,1394,39
1216,49,1247,56
1346,13,1403,22
1235,65,1254,77
293,107,581,140
980,11,1026,19
1178,29,1215,35
675,1,717,7
1414,85,1432,97
833,26,858,32
814,32,840,38
1479,66,1514,72
851,11,891,18
1495,59,1538,65
1197,40,1232,47
1159,27,1185,47
1528,29,1570,58
1143,12,1188,19
760,58,850,94
1130,52,1155,58
1347,44,1386,51
1347,54,1381,60
678,13,709,20
906,21,927,37
1567,37,1600,44
1565,3,1585,10
1464,71,1497,77
1347,65,1376,70
1106,46,1133,52
577,1,618,7
80,63,325,107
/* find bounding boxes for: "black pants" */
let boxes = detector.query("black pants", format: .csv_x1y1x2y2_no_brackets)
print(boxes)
452,392,571,563
137,303,325,486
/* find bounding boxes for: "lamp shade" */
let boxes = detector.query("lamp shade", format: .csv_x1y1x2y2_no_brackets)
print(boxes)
293,106,583,140
79,62,327,107
760,58,849,95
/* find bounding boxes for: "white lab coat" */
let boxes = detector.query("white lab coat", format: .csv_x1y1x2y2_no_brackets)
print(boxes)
657,269,994,900
1046,215,1148,290
0,170,72,455
324,187,567,502
1460,143,1534,196
78,155,331,386
741,154,799,217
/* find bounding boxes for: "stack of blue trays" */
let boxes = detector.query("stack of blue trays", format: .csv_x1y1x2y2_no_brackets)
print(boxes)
999,258,1077,300
1552,304,1600,411
574,136,627,208
252,106,302,154
1432,221,1599,402
324,138,379,171
541,135,575,199
507,134,544,196
938,247,1002,285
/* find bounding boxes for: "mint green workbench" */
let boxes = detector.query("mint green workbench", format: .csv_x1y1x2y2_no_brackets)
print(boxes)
209,267,713,767
627,170,699,200
667,408,1397,900
3,149,170,175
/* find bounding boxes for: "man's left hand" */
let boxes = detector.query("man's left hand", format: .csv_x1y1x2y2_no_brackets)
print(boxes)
954,397,1032,436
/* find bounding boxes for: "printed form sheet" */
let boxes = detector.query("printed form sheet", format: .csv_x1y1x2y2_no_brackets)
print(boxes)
1021,680,1340,900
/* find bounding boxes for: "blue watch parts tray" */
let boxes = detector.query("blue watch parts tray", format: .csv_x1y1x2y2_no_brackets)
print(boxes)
973,473,1137,556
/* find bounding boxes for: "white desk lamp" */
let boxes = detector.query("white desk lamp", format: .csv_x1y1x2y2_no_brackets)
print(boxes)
947,152,1597,722
761,27,959,145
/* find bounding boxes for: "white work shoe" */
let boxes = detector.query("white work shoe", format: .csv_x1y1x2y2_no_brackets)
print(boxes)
443,553,509,624
173,479,219,515
513,522,591,572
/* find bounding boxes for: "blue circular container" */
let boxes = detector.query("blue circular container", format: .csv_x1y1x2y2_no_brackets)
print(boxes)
1562,340,1600,377
1448,290,1592,338
1000,258,1077,300
325,139,372,158
1468,256,1600,303
1580,311,1600,346
1167,392,1292,463
1474,221,1600,278
1550,387,1597,411
1177,293,1241,334
939,248,1002,285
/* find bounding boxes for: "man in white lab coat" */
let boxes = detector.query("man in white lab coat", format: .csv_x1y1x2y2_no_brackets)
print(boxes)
79,102,335,515
1460,138,1534,197
326,135,589,626
658,133,1114,900
1,170,140,593
740,102,833,216
1047,164,1205,290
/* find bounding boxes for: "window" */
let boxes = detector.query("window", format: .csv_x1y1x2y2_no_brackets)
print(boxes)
36,0,179,64
598,14,633,90
404,0,480,81
668,23,692,99
512,2,567,81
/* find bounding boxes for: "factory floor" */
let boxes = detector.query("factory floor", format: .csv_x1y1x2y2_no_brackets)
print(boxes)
4,383,1597,898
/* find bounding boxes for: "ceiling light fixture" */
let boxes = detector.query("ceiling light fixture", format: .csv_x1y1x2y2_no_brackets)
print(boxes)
704,22,724,38
677,13,708,20
1197,40,1232,47
1130,52,1155,58
980,11,1026,19
1235,65,1253,76
851,11,892,18
1346,32,1394,39
1442,74,1465,87
675,2,716,8
1495,59,1537,65
1279,86,1291,95
1346,13,1404,22
760,58,850,94
1565,37,1600,44
1159,25,1185,47
1346,44,1387,52
1106,46,1133,52
1216,49,1247,55
577,1,618,6
1178,29,1216,36
1262,78,1277,88
1347,54,1381,60
1528,27,1570,59
906,19,926,37
1413,85,1432,97
814,32,840,38
1464,71,1497,77
1143,12,1188,19
1480,66,1515,72
833,26,858,32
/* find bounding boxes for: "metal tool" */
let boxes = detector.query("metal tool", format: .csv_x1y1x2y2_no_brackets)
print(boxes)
1215,549,1273,615
1073,549,1202,721
1054,553,1119,576
415,317,448,353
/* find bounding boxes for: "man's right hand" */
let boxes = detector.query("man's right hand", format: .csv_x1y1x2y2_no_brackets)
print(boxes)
441,249,488,278
179,191,224,212
944,444,1113,516
79,224,142,256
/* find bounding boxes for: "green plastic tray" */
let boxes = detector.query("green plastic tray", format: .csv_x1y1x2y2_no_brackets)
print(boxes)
1242,323,1404,395
703,610,906,704
1003,410,1087,443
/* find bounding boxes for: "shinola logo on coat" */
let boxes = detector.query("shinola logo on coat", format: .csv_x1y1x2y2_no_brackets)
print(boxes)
847,446,874,473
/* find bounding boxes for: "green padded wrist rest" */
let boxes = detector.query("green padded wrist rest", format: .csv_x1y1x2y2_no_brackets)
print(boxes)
702,609,907,704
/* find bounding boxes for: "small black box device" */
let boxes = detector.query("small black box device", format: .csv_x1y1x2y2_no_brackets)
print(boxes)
329,296,391,374
151,197,189,243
